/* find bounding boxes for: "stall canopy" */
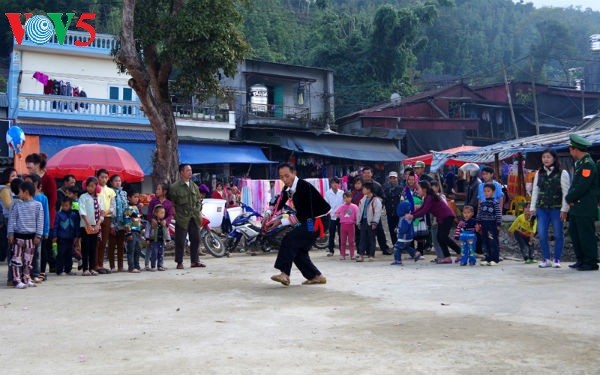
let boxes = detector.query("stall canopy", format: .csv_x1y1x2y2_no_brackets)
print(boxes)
402,145,480,169
451,127,600,164
179,143,274,164
280,133,406,162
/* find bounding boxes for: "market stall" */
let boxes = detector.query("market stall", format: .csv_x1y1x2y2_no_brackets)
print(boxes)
239,178,330,215
402,145,480,171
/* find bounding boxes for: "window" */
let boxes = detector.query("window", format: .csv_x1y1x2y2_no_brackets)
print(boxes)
109,86,136,115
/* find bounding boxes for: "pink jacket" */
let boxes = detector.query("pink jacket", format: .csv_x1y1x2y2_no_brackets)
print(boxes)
335,203,359,225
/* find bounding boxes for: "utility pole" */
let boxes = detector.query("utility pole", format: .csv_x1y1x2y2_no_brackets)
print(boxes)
529,57,540,135
581,79,585,119
502,62,519,139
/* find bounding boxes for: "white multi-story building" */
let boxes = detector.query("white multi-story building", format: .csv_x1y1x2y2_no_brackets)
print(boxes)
6,30,272,189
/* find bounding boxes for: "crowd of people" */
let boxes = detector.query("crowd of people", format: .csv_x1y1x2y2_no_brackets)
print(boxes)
320,137,598,272
1,155,244,289
2,133,599,289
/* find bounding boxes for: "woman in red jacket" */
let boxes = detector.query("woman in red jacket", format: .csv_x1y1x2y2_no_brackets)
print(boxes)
211,182,225,199
25,152,57,276
407,180,461,264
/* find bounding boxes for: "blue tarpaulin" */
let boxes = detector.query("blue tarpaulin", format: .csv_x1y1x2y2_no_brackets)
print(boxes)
178,143,274,164
40,138,273,175
280,134,405,161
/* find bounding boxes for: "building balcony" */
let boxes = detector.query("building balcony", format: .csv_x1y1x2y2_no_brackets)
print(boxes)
240,104,330,130
16,94,235,129
16,30,117,58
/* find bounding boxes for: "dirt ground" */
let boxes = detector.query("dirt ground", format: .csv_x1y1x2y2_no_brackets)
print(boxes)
1,251,599,375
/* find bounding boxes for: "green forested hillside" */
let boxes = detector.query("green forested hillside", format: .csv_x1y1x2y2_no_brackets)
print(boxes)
239,0,600,116
2,0,600,116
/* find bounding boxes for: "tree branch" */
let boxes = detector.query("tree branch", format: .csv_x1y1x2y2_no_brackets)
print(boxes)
116,0,150,95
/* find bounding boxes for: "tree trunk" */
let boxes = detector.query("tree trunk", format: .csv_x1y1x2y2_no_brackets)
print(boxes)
146,97,180,187
115,0,180,187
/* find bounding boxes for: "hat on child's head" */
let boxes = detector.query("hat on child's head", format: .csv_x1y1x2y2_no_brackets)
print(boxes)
397,201,412,216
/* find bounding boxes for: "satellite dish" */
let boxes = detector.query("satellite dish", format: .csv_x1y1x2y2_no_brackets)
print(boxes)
390,93,401,104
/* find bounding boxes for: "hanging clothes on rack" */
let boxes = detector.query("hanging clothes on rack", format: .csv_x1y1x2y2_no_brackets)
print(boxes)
32,71,49,85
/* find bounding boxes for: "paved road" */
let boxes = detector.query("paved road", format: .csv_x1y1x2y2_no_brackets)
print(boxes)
1,252,599,374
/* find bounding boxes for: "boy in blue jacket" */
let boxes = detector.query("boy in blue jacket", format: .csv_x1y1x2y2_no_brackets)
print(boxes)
52,197,80,275
391,201,422,265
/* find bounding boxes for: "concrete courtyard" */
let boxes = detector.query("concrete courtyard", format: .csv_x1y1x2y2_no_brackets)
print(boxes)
1,252,599,374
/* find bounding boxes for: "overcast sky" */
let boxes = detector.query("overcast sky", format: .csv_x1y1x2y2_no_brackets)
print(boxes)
519,0,599,11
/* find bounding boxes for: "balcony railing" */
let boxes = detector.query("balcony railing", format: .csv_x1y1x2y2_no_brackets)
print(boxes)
17,94,234,125
18,94,145,123
244,104,310,120
19,30,117,54
172,102,232,122
241,104,331,129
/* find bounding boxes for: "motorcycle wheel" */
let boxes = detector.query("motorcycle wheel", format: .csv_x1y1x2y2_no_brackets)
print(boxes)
203,231,227,258
313,234,329,249
260,239,274,253
225,237,240,253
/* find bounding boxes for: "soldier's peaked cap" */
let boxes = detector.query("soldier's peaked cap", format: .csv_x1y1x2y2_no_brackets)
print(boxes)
569,134,592,151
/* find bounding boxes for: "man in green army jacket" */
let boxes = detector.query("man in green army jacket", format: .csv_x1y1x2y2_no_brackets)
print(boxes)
169,164,206,269
565,134,599,271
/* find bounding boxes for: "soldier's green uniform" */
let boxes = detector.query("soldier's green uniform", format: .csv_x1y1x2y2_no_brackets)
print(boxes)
565,134,599,271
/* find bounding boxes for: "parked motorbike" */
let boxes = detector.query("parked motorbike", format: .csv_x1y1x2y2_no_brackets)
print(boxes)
168,216,227,258
225,202,329,254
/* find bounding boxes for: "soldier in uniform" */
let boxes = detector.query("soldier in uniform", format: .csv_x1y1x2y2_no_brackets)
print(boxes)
565,134,599,271
383,171,403,244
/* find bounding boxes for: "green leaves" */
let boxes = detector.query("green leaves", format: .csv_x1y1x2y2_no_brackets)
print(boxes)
116,0,249,100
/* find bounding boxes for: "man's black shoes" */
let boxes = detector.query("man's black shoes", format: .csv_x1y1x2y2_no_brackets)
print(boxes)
576,264,599,271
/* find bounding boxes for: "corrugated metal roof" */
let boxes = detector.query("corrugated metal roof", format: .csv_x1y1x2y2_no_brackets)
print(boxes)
575,114,600,130
452,127,600,163
18,124,155,141
0,93,8,108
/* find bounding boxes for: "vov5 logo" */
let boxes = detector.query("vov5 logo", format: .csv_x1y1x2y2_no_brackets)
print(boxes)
5,13,96,46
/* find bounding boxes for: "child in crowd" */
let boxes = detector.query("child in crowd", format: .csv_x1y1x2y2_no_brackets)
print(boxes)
391,201,420,265
334,191,359,260
508,206,537,264
65,185,82,269
6,177,23,286
7,181,44,288
52,197,80,275
350,178,364,248
356,182,382,262
477,183,502,266
411,194,429,257
79,176,104,276
198,184,210,200
25,174,49,282
145,205,170,271
454,205,477,240
65,186,80,213
147,183,174,228
455,205,478,265
125,188,143,273
108,174,128,273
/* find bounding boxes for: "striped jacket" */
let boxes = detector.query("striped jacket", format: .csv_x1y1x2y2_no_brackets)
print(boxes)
476,198,501,226
7,199,44,238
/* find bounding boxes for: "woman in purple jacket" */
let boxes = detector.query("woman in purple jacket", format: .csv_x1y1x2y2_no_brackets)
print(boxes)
147,183,174,227
407,180,461,264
